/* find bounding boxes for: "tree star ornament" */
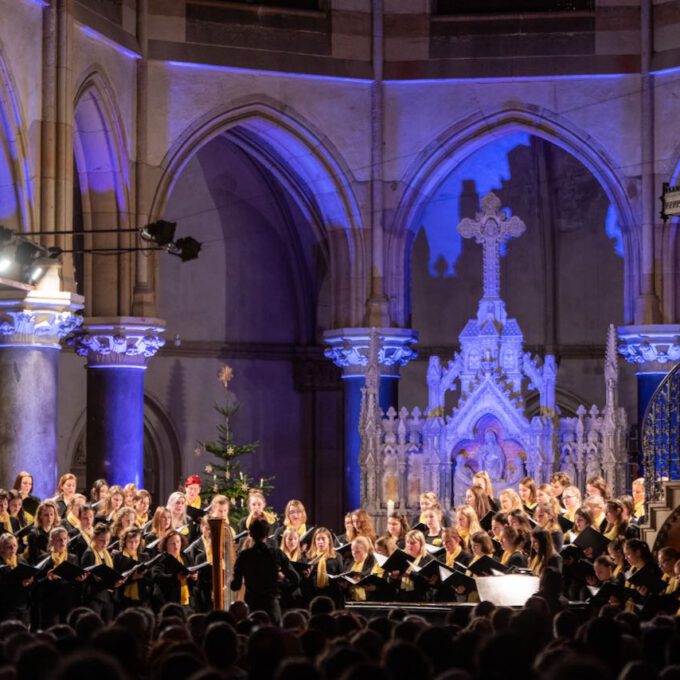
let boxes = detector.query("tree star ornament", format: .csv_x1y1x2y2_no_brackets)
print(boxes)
218,364,234,388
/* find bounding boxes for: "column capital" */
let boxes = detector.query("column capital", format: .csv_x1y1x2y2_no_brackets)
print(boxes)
70,316,166,368
323,327,418,377
0,289,84,349
617,324,680,372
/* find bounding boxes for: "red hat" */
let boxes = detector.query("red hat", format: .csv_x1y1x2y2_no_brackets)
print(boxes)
185,474,202,488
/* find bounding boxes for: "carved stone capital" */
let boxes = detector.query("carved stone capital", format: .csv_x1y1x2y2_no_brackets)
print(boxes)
323,327,418,377
70,317,166,368
0,290,84,349
617,324,680,370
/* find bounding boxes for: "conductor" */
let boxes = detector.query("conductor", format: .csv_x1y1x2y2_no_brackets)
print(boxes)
230,517,294,624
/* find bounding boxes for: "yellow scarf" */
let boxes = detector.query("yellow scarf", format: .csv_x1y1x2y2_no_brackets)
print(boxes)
122,550,140,600
136,513,149,527
529,555,543,576
401,555,421,592
664,576,679,594
316,556,328,588
350,559,366,601
94,548,114,569
79,526,93,546
51,550,67,567
429,535,443,546
67,512,80,530
458,527,470,550
634,501,644,519
188,497,201,509
0,512,12,534
371,561,384,577
5,555,17,569
501,550,512,565
202,536,212,563
178,555,190,606
564,508,576,522
446,545,462,567
604,526,618,540
613,562,624,577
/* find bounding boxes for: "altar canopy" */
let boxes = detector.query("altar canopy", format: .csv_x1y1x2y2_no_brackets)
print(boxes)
358,193,628,522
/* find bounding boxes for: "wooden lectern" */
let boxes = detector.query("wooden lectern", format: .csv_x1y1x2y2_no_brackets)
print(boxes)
208,517,225,610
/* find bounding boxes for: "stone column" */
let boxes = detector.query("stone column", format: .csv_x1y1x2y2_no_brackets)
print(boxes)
0,288,83,498
618,325,680,471
72,317,165,488
324,327,418,511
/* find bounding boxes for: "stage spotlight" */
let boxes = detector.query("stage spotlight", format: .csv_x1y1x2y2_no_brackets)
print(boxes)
0,254,11,273
140,220,176,246
15,240,42,267
168,236,202,262
0,226,13,244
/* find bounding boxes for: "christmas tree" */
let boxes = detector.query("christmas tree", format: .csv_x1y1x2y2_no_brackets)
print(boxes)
195,365,274,525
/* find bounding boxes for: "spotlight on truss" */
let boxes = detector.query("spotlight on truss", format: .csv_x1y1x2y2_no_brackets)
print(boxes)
140,220,177,246
167,237,202,262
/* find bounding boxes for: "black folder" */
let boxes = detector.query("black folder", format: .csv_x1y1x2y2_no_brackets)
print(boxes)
572,527,610,557
465,555,508,576
51,560,87,582
84,563,124,588
3,562,40,584
380,549,412,574
186,506,206,523
557,514,574,533
480,511,494,533
438,564,476,592
15,524,34,541
299,526,317,548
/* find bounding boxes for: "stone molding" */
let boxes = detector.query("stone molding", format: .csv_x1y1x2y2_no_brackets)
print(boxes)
617,324,680,369
70,316,166,368
0,291,84,350
323,327,418,377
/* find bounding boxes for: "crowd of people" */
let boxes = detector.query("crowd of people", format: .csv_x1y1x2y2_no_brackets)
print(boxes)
0,468,678,638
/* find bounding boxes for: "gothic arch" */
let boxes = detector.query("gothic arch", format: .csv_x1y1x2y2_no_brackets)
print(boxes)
0,42,34,231
388,107,638,326
73,69,133,313
149,101,366,328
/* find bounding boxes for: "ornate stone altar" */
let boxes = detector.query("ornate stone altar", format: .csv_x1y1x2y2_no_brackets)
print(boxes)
358,193,628,525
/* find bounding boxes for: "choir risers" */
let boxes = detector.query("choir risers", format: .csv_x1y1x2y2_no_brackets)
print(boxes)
639,480,680,551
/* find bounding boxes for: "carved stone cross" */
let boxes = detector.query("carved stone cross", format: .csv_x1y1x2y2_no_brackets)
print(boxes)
457,193,526,301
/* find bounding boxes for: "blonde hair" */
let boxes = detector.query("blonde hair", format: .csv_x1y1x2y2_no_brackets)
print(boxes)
404,529,428,559
280,527,302,561
151,506,172,537
419,491,439,507
456,505,482,535
472,471,494,498
308,527,337,559
247,489,277,525
498,488,522,512
351,535,373,554
283,499,307,527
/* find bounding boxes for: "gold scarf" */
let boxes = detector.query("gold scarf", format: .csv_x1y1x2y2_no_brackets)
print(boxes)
401,555,420,592
122,550,140,600
634,501,644,519
94,548,114,568
79,526,93,546
529,555,542,576
0,512,12,534
604,526,618,540
446,545,461,567
188,496,201,509
664,576,678,594
5,555,18,569
350,559,366,601
613,562,624,578
136,513,149,527
316,556,328,588
178,555,190,605
51,550,67,567
202,536,212,563
501,550,512,565
66,512,80,530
